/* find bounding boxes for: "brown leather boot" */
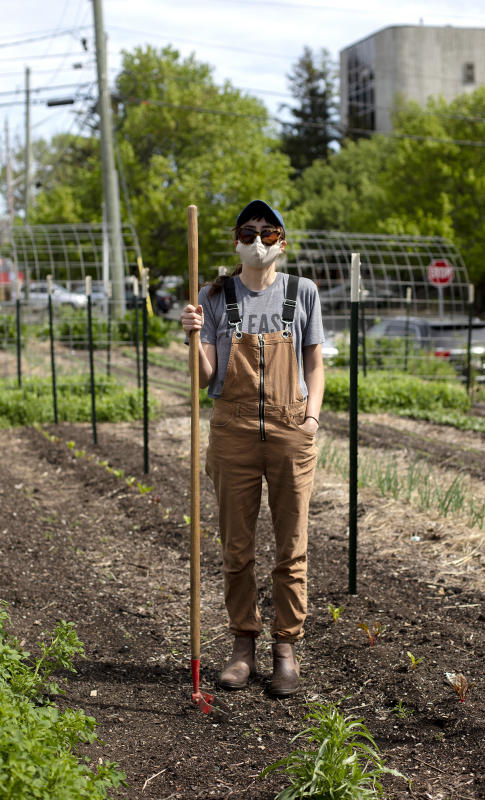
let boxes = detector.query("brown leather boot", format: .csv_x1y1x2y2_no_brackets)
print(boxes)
269,641,300,697
218,636,256,689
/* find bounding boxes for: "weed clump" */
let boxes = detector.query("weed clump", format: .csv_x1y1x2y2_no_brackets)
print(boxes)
261,700,406,799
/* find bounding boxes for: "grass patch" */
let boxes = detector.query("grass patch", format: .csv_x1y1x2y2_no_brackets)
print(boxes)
318,441,485,528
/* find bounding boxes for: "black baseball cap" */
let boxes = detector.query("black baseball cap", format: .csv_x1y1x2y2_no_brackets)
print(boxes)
236,200,285,234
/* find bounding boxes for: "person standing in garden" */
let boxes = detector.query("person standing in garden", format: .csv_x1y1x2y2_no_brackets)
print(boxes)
181,200,325,697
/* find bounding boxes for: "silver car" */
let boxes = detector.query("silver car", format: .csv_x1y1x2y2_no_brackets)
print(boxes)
21,281,88,309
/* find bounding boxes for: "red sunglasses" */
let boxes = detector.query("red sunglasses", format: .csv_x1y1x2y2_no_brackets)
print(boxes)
237,226,282,246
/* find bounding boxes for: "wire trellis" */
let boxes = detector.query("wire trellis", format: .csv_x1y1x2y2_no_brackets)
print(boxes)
0,222,141,294
213,229,471,334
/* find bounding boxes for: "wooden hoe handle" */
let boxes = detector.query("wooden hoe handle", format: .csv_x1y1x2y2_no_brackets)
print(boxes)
187,205,200,662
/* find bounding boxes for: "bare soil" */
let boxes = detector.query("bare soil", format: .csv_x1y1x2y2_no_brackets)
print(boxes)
1,351,484,800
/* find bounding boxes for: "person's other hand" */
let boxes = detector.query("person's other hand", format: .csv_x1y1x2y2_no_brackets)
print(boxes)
298,417,318,435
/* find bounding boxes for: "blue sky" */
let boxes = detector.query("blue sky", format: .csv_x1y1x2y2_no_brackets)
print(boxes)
1,0,485,152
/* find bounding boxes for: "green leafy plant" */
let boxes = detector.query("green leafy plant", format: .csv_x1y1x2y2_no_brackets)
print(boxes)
260,700,406,799
125,475,136,487
357,622,385,647
0,603,126,798
137,482,153,495
0,375,158,427
328,604,345,624
115,311,175,347
407,651,424,670
392,699,414,719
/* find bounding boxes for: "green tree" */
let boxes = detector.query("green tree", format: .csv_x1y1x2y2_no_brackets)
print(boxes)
113,45,292,276
292,87,485,304
280,46,340,175
17,45,292,280
290,134,394,231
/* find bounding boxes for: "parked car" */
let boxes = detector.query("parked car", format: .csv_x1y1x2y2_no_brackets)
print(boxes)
366,315,485,375
21,281,87,309
154,286,174,315
322,338,339,363
319,279,397,312
73,281,108,307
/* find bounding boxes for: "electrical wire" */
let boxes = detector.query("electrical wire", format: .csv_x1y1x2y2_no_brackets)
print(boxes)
0,81,93,98
0,27,90,49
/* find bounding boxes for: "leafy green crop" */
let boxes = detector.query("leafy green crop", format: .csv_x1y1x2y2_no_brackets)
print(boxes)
324,370,470,414
115,311,175,347
0,604,126,799
0,375,158,427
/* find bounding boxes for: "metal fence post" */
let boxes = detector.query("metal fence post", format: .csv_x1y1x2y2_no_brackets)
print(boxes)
15,280,22,387
349,253,360,596
133,276,141,389
404,286,412,372
466,284,474,396
47,275,58,424
86,276,97,444
142,268,149,473
359,278,367,377
106,280,112,377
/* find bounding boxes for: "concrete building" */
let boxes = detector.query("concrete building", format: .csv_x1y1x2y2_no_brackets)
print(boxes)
340,25,485,134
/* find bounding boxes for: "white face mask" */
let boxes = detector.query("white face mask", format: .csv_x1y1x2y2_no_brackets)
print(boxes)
235,238,282,269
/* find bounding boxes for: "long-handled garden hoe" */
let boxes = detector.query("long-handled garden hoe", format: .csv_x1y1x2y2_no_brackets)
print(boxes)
187,204,229,722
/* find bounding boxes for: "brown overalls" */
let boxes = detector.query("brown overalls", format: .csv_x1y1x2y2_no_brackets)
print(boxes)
206,276,317,642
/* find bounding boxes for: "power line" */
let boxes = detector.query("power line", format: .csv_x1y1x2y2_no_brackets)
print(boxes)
0,27,90,49
344,126,485,148
0,81,93,98
119,94,485,147
0,52,90,63
109,25,298,61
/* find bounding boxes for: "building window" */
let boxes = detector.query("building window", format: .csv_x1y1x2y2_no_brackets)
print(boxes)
463,62,475,85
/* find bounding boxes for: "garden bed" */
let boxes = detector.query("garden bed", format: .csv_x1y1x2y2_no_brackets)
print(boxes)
0,409,484,799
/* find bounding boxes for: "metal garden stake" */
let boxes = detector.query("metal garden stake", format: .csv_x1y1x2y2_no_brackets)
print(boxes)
15,279,22,387
187,204,228,721
133,276,141,389
106,280,112,377
86,276,97,444
142,269,149,474
349,252,360,595
404,286,412,372
47,275,58,424
466,283,474,395
359,277,367,377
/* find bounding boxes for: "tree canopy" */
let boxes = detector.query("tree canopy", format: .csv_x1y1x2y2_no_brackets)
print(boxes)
291,87,485,293
24,45,293,279
280,46,340,175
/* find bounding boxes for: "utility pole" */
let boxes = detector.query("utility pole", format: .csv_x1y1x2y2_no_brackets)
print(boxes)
91,0,125,316
24,66,31,223
5,118,14,225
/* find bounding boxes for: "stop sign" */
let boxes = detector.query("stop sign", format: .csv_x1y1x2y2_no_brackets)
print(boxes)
428,259,454,286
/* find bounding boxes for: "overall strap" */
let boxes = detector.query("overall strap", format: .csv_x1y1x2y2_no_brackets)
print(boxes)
282,274,299,337
223,277,243,338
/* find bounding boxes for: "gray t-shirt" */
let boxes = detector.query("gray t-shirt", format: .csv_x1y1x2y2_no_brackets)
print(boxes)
199,273,325,399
